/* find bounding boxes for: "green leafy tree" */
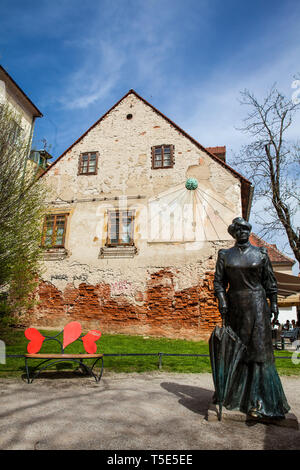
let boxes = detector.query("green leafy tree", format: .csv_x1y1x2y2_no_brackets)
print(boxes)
0,103,47,322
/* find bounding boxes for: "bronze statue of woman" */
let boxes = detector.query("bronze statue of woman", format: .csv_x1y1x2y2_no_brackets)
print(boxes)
214,217,290,419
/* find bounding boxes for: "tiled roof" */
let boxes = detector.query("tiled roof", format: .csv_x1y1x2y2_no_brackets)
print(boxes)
250,233,295,265
205,146,226,162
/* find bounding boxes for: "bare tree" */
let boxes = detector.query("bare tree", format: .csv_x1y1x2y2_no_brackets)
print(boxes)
232,86,300,265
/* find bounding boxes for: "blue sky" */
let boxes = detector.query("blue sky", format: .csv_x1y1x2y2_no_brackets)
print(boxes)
1,0,300,268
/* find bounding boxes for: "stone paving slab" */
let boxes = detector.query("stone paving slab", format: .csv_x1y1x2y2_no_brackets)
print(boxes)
0,372,299,450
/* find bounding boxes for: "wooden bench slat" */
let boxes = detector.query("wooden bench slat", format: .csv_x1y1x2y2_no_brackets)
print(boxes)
26,354,103,358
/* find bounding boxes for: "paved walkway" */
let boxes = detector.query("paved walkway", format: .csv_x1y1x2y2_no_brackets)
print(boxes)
0,372,299,450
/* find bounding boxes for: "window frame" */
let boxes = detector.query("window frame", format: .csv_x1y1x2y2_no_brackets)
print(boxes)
41,213,68,249
151,144,174,169
78,151,99,175
9,119,22,145
106,210,135,247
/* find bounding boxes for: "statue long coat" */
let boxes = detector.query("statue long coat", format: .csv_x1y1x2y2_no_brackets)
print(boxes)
214,242,276,363
213,241,290,417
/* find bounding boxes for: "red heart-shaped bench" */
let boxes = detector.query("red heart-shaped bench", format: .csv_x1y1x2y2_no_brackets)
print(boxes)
24,322,103,384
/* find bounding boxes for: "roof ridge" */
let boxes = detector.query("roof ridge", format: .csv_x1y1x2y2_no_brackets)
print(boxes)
0,64,43,117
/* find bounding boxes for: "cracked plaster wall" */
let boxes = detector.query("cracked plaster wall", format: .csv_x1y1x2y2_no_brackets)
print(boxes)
34,93,242,335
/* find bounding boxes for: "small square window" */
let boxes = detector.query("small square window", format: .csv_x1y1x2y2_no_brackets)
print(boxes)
78,152,98,175
151,145,174,169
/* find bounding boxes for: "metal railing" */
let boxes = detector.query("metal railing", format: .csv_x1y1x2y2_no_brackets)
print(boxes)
5,351,298,370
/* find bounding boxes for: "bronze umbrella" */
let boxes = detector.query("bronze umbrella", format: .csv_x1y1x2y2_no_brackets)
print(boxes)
209,324,246,420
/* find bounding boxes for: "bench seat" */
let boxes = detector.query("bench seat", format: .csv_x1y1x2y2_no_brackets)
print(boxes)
26,353,103,359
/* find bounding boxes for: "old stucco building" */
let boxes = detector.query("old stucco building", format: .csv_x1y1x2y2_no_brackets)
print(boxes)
0,65,43,174
29,89,253,340
0,65,42,140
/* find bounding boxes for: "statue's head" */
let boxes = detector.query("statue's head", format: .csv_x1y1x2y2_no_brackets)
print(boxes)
228,217,252,242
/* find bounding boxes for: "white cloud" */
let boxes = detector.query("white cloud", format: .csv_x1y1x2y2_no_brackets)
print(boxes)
55,0,212,110
58,39,126,110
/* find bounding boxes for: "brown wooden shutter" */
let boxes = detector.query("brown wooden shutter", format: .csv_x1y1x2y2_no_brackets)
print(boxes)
129,210,135,245
106,211,112,246
94,151,99,175
78,154,82,175
151,146,155,169
61,214,68,247
41,216,48,246
170,144,175,166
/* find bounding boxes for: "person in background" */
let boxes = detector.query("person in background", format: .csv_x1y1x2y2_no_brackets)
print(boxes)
272,319,280,329
283,320,291,330
291,319,296,329
272,320,282,348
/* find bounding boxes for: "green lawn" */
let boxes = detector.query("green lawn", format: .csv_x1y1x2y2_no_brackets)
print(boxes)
0,327,299,377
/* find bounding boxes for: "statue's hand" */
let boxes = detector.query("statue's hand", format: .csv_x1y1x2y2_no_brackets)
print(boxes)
220,307,228,319
216,292,228,321
271,302,279,322
218,303,228,319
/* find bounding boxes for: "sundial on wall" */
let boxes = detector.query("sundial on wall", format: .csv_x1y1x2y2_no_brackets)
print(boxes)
148,177,237,242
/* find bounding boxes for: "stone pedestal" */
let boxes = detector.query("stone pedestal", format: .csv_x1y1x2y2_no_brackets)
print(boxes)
207,402,299,429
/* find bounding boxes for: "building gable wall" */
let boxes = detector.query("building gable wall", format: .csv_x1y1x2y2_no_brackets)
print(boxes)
44,94,241,203
31,93,243,339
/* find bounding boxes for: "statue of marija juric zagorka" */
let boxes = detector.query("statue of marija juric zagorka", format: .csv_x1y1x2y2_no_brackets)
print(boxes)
213,217,290,419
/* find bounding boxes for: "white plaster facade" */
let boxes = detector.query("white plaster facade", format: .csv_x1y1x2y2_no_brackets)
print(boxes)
0,65,42,166
40,90,251,301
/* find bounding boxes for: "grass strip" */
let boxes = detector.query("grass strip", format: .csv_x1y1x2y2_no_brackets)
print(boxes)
0,328,299,377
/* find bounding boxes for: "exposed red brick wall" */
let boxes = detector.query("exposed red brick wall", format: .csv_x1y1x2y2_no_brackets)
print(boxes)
26,269,221,341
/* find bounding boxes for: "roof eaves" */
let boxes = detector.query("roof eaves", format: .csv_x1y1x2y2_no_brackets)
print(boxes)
0,65,43,118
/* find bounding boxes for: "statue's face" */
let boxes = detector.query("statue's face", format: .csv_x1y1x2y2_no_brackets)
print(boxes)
234,223,250,243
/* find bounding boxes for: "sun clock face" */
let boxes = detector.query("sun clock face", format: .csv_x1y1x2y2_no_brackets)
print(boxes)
185,178,198,190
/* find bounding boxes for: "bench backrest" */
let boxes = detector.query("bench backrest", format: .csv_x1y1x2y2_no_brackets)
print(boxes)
25,322,101,354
